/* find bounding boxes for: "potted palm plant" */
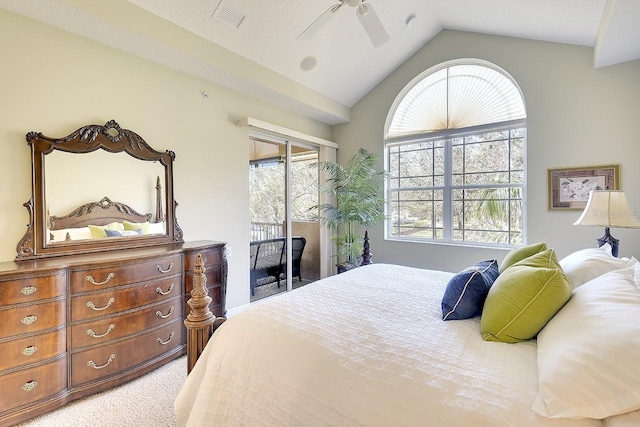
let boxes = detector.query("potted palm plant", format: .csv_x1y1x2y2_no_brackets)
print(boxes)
312,148,386,273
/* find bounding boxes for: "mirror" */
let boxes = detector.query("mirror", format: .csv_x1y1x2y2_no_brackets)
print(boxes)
45,150,166,243
16,120,183,260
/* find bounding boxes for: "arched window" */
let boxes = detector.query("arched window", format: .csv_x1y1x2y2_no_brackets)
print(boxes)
384,59,527,246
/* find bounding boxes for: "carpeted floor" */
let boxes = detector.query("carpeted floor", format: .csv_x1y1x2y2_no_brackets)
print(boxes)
16,282,315,426
17,355,187,427
251,278,313,302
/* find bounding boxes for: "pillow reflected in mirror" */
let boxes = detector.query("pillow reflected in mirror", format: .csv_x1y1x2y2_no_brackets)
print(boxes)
105,229,142,237
48,226,93,243
123,220,149,234
88,222,123,238
147,221,165,235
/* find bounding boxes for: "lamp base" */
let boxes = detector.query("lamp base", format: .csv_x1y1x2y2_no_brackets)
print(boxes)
596,227,620,257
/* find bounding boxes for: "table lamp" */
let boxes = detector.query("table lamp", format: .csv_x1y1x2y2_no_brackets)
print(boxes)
573,190,640,257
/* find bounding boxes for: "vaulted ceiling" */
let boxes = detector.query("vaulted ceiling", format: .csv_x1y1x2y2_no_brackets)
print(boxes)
1,0,638,125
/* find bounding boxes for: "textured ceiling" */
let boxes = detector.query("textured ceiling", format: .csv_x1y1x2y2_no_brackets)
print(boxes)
1,0,638,125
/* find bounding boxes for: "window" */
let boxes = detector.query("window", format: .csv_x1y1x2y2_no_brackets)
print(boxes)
384,60,526,247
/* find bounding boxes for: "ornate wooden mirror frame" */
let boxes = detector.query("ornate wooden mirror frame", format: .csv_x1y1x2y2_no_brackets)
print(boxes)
16,120,183,260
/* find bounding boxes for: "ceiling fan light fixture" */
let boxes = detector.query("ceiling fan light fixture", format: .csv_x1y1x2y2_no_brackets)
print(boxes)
298,0,389,47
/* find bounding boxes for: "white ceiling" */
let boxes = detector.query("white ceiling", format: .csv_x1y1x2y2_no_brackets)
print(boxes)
1,0,639,125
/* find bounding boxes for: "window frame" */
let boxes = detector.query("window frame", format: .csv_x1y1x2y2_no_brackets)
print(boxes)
383,60,527,249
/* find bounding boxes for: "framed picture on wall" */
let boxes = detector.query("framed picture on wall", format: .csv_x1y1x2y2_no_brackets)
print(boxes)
548,164,620,210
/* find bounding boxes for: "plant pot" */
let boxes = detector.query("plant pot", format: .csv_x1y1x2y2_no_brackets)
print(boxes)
337,263,357,274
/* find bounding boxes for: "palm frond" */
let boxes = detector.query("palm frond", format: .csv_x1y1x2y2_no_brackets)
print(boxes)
311,148,386,265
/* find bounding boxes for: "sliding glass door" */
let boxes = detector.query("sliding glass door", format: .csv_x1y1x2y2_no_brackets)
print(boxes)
249,137,320,302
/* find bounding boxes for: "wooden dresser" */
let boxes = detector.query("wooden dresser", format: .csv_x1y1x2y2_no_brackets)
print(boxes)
0,240,226,426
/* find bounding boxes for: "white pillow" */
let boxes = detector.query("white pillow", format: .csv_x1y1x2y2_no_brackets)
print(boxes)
48,226,93,242
147,221,165,235
559,244,637,288
532,264,640,419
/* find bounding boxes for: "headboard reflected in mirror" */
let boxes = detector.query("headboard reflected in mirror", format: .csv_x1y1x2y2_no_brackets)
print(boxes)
16,119,183,261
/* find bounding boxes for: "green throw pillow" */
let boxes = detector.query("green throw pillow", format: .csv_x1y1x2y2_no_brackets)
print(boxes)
499,241,547,273
123,220,149,234
88,222,121,238
481,248,572,343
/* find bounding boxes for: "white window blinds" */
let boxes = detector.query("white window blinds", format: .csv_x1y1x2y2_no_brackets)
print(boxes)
387,64,526,139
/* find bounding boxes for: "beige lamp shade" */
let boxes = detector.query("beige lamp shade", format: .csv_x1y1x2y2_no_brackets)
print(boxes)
573,190,640,228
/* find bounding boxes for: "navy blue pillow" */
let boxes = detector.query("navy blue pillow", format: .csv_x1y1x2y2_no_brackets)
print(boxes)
442,260,499,321
105,229,142,237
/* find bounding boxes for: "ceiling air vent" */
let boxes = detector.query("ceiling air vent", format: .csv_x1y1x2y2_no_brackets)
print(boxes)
212,2,245,28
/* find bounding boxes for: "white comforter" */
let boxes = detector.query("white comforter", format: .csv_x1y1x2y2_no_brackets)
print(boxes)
175,263,605,427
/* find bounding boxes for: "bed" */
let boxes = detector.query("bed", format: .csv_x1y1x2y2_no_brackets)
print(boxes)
176,244,640,427
46,177,166,244
46,196,162,242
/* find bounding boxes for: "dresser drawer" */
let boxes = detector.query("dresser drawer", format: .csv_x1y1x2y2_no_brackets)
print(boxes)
71,296,182,349
0,357,67,411
184,247,222,271
70,254,183,293
71,276,180,322
70,319,183,387
0,271,66,305
0,299,66,339
185,265,221,292
0,329,66,373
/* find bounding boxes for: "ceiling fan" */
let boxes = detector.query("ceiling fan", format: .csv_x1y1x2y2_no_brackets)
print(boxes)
297,0,390,47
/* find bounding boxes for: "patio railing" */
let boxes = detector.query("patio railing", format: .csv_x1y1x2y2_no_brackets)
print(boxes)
250,222,283,241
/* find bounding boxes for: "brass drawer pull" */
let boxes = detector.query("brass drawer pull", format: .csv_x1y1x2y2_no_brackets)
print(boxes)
86,324,115,338
21,315,37,325
20,286,37,295
87,354,116,369
155,283,174,296
86,297,115,311
85,272,115,285
21,381,38,392
157,332,174,345
156,306,174,319
156,262,174,274
22,346,38,356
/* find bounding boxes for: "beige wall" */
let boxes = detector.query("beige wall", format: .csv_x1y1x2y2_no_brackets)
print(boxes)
291,221,321,281
6,9,639,303
0,9,331,310
333,30,640,273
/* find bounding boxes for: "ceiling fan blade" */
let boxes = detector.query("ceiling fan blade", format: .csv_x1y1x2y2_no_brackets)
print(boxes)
297,4,341,41
356,2,390,47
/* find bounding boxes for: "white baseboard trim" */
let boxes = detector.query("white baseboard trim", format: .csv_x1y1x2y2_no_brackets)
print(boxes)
226,303,251,318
